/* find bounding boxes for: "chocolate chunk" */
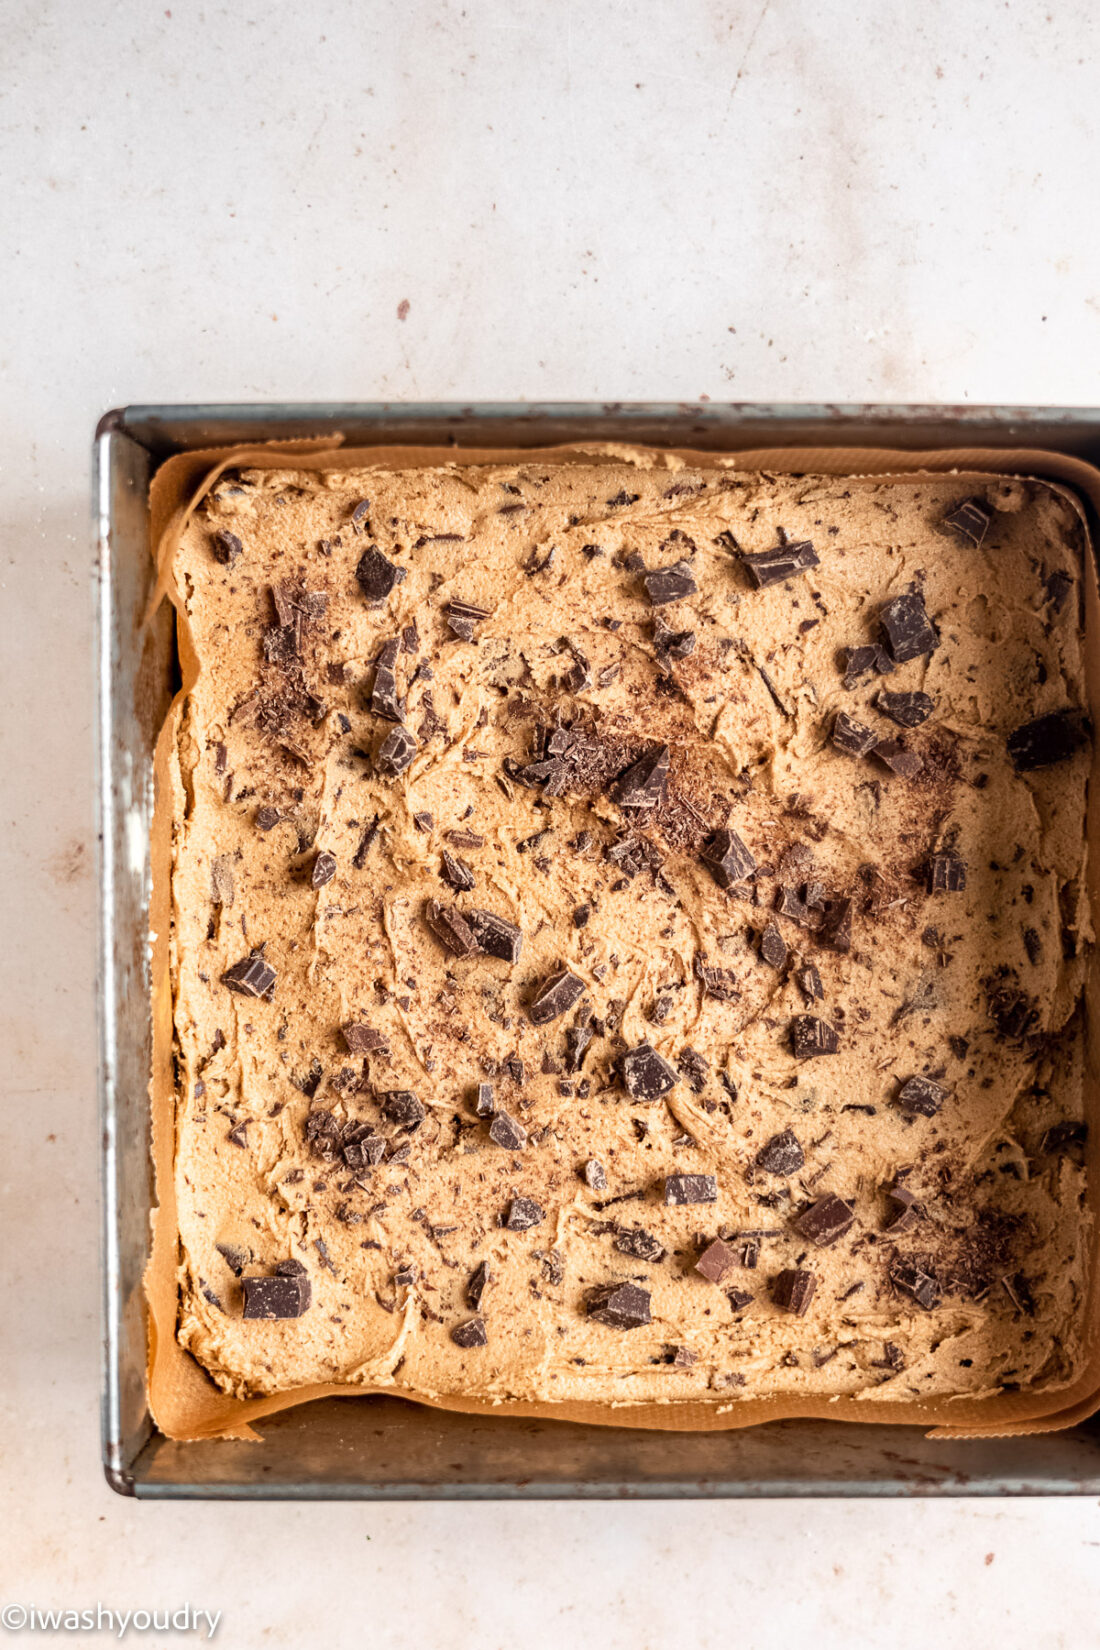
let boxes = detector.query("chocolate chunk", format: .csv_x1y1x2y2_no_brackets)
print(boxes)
242,1271,311,1319
741,540,819,588
1023,925,1042,964
376,724,417,775
446,828,485,849
1000,1273,1036,1316
255,805,281,831
467,909,523,964
842,644,894,687
585,1282,651,1329
350,499,372,525
504,1197,545,1231
621,1042,679,1100
352,816,381,868
615,1226,666,1261
695,1237,737,1283
573,904,591,930
529,969,586,1025
879,591,939,662
1045,568,1075,612
211,528,243,565
755,1129,805,1176
790,1015,839,1059
654,621,696,668
1041,1121,1087,1155
872,739,922,778
425,899,478,957
884,1183,921,1233
944,498,992,547
700,827,757,889
382,1090,425,1130
607,489,640,509
988,981,1039,1042
643,559,698,606
440,849,475,892
466,1261,489,1310
677,1047,709,1092
816,896,852,955
928,849,967,893
1007,709,1090,771
445,599,490,642
355,545,404,602
342,1023,388,1054
877,690,935,728
772,1269,816,1315
343,1134,386,1168
370,638,405,721
474,1083,495,1118
311,850,337,889
565,1024,593,1071
488,1110,528,1150
664,1173,718,1206
726,1288,753,1313
451,1316,488,1348
792,1194,854,1247
795,963,824,1002
832,711,878,758
215,1242,249,1275
583,1159,608,1192
759,922,788,970
896,1074,949,1117
608,743,670,810
775,884,813,925
221,948,276,1000
890,1261,940,1310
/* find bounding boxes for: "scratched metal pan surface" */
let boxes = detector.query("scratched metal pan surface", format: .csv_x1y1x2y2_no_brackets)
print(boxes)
95,402,1100,1499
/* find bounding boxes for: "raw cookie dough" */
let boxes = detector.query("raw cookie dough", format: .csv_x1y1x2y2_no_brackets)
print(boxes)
166,460,1093,1407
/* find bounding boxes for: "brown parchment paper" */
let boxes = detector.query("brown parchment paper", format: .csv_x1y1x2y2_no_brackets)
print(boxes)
145,436,1100,1442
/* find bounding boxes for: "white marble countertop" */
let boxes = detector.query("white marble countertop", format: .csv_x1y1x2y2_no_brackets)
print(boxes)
5,0,1100,1642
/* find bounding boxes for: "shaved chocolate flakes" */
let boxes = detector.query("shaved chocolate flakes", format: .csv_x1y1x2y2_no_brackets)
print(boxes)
759,922,788,970
896,1074,949,1117
467,909,523,964
695,1238,737,1284
742,539,819,588
242,1270,311,1319
622,1042,679,1101
425,899,478,957
644,559,698,606
1007,709,1090,771
790,1015,839,1059
877,689,935,728
504,1197,545,1231
221,949,276,1000
488,1110,528,1150
311,850,337,889
529,969,586,1025
376,724,417,775
756,1129,804,1176
608,743,670,810
451,1316,488,1348
466,1261,489,1309
944,498,992,546
841,644,894,687
879,591,939,663
664,1173,717,1206
792,1194,854,1247
585,1282,651,1329
832,711,878,758
700,827,757,889
355,545,404,602
772,1269,816,1315
615,1226,665,1262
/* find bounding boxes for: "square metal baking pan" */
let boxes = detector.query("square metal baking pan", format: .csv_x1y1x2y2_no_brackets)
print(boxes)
96,401,1100,1499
